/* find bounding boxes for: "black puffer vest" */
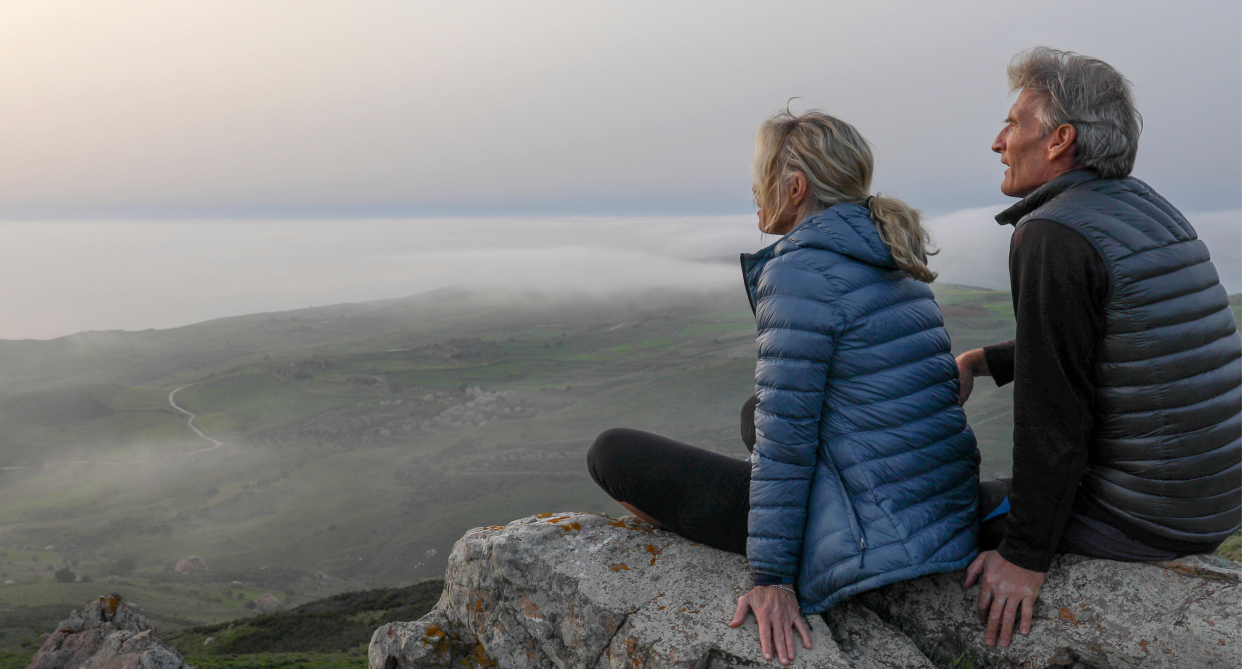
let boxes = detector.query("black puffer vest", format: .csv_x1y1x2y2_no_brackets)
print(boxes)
1000,170,1241,547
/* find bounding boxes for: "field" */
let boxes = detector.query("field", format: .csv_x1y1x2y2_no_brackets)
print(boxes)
0,283,1233,659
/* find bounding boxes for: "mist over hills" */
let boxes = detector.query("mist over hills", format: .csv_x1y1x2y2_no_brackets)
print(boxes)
0,283,1232,648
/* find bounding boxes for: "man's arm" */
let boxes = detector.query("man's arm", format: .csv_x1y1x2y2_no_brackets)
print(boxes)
999,220,1107,571
964,219,1109,647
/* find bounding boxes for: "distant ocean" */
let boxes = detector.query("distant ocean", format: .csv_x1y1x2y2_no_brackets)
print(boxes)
2,209,1237,340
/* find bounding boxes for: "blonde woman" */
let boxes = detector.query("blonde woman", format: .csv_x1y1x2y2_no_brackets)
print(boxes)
588,110,979,664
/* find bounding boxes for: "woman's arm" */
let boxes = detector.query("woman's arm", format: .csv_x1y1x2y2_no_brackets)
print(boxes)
747,258,840,580
736,257,842,665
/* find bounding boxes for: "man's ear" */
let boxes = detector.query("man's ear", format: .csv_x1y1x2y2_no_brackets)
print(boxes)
1047,123,1077,163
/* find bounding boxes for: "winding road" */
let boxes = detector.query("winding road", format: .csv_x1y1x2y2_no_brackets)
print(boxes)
0,384,224,470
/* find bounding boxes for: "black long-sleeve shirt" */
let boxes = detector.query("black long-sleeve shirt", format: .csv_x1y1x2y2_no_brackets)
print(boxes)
981,219,1109,573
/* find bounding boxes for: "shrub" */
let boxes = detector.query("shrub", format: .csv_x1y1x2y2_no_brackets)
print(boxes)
54,568,75,583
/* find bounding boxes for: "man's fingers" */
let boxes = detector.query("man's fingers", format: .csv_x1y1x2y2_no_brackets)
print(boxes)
1019,594,1035,636
976,585,994,625
963,553,986,588
985,596,1006,646
729,595,750,627
999,595,1021,647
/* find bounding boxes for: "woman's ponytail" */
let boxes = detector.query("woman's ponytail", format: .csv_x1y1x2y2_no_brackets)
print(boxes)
867,194,938,283
753,110,938,282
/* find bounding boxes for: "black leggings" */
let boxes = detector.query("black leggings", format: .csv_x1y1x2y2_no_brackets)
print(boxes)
587,428,751,555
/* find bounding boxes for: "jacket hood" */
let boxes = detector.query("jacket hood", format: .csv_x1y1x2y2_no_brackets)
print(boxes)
778,203,898,269
742,203,898,304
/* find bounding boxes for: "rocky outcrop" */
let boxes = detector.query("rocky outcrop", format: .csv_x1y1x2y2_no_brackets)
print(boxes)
173,556,208,573
370,512,1240,669
370,513,934,668
255,594,285,613
859,553,1240,669
25,596,191,669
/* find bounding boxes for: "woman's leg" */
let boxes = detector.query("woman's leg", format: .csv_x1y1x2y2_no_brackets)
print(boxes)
587,428,751,555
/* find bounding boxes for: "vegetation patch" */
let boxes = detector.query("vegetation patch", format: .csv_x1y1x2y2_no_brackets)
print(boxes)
164,579,443,665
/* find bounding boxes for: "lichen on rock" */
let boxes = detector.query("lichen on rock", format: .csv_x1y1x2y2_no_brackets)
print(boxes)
370,512,1240,669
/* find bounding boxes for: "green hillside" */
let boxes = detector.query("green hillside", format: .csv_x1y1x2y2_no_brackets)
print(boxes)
0,284,1233,650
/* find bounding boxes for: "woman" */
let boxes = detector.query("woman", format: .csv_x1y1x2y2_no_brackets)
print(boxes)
587,110,979,665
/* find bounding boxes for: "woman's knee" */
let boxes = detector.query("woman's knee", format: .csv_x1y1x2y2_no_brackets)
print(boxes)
586,428,632,488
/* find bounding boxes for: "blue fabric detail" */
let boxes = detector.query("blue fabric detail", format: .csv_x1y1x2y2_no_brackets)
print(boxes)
742,203,981,614
982,497,1010,522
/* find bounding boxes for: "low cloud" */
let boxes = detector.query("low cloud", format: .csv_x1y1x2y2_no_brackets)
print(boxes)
1,209,1236,340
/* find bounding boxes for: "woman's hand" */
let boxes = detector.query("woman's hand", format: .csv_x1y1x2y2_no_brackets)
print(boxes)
728,585,811,665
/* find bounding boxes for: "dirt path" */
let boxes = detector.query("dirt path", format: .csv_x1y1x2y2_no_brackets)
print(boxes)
168,384,225,452
0,384,224,470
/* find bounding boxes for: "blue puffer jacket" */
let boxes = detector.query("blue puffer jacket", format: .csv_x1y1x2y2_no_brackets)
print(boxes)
742,203,979,613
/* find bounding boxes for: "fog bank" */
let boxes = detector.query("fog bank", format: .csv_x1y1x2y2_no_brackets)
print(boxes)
2,209,1237,340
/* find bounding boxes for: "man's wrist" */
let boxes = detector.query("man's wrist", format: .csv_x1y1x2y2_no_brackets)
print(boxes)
959,348,990,376
996,542,1052,574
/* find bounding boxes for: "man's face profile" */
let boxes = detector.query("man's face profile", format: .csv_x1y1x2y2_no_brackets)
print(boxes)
993,88,1059,198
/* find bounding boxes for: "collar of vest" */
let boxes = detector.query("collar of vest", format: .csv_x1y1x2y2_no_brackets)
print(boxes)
994,169,1099,227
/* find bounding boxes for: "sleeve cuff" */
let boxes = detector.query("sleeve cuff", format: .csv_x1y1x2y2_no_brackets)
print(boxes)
996,540,1052,573
753,572,796,587
983,340,1016,387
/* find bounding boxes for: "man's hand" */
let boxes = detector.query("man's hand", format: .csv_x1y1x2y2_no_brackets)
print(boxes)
955,348,990,406
963,550,1046,647
729,585,811,665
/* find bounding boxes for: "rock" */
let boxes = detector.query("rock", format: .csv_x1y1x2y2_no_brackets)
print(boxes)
255,594,284,613
369,512,935,668
173,556,208,573
105,576,119,585
373,513,1241,669
230,581,243,588
202,637,214,647
24,595,190,669
76,630,189,669
859,553,1240,669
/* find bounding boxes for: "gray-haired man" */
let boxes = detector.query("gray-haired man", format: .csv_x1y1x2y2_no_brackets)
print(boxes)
956,47,1241,647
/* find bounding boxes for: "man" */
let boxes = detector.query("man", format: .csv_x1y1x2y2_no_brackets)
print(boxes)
957,47,1241,648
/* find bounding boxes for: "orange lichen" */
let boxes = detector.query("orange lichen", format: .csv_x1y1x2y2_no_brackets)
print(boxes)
1058,608,1078,624
1140,639,1151,654
644,544,663,566
610,563,630,571
536,512,555,519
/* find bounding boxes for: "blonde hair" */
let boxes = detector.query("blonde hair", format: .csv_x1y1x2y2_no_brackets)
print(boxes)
753,109,937,282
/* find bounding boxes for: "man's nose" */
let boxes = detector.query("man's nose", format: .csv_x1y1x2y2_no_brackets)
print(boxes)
991,134,1005,154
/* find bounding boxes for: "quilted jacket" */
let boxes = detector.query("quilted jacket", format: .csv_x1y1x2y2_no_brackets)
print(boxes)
742,203,980,613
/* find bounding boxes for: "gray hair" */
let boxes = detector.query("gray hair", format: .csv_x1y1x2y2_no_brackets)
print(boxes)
1008,47,1143,178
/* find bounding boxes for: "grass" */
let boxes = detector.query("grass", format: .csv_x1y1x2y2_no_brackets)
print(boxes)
0,284,1234,651
163,580,443,669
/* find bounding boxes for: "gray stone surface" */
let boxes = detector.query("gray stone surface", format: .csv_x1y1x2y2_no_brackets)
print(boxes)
26,597,191,669
372,513,1241,669
859,553,1240,669
370,512,934,668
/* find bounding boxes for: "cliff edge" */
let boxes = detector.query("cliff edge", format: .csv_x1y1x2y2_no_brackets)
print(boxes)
369,512,1239,669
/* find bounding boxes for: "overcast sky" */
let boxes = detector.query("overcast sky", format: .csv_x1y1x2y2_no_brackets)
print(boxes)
0,2,1238,339
2,1,1238,217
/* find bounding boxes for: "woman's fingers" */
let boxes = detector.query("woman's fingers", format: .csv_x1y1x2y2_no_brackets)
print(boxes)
793,611,813,650
756,609,774,661
728,594,751,628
